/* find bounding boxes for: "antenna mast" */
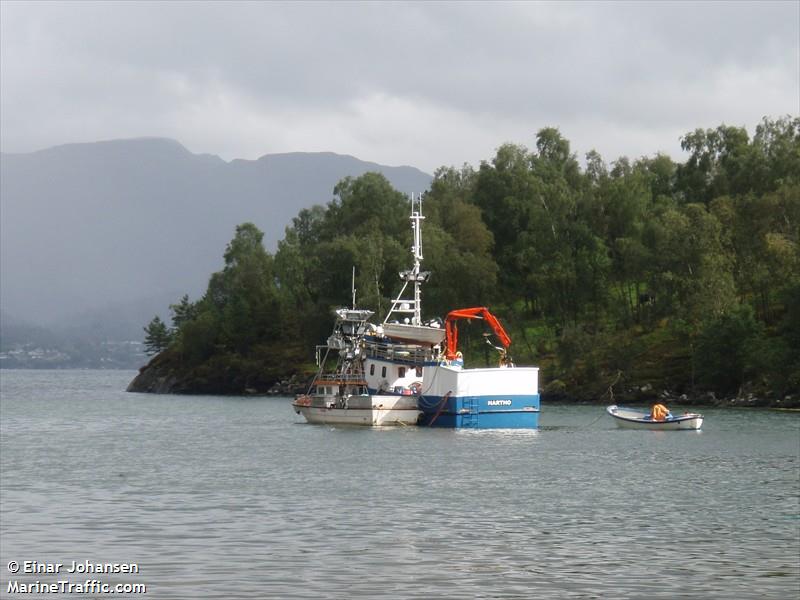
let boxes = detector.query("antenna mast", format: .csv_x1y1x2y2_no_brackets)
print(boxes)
383,192,430,326
410,193,424,326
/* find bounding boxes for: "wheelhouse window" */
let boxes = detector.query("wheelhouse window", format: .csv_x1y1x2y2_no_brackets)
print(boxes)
398,367,406,378
381,366,387,378
416,366,423,377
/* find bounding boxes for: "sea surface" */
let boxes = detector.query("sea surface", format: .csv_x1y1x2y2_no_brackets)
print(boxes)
1,369,798,599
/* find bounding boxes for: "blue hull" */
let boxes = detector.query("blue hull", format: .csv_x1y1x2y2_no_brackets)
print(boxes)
418,394,540,429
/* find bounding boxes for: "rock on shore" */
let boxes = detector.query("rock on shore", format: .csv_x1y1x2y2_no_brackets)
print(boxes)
126,352,309,396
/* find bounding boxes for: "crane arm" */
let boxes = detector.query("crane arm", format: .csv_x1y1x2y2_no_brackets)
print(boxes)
444,307,512,359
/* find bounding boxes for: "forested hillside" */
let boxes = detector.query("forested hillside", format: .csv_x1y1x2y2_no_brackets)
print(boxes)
130,117,799,406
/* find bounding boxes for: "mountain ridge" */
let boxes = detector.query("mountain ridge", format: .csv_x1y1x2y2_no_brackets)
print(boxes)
1,137,433,352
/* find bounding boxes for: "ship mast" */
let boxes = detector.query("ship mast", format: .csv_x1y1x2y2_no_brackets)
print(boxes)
384,193,430,326
410,194,425,326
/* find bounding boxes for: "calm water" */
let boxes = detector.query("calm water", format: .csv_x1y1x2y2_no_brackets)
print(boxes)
1,370,798,599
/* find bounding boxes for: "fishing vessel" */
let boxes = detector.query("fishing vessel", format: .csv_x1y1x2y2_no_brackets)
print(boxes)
292,196,540,428
292,197,440,426
291,307,423,426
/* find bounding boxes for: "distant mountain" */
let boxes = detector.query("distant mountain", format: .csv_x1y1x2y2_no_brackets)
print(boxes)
0,138,433,348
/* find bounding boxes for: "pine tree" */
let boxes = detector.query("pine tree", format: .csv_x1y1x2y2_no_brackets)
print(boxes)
143,316,172,355
169,294,198,329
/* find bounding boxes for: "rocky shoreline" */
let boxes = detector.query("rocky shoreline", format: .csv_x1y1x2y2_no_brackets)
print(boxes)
542,380,799,409
126,364,310,396
125,352,312,396
128,357,797,408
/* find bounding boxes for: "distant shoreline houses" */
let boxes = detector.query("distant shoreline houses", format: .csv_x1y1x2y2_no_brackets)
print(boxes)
0,340,146,369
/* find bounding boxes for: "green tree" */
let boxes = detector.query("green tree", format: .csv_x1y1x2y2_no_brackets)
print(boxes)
166,222,285,362
421,165,498,315
143,316,172,355
695,305,764,393
472,130,609,326
751,116,800,192
275,172,412,323
587,161,652,324
676,124,751,203
216,223,281,353
644,203,736,321
170,294,199,329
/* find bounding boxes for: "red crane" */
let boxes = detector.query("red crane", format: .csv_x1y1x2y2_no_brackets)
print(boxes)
444,307,512,360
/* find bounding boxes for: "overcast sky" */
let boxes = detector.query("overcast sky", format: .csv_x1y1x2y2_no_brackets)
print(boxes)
1,1,798,173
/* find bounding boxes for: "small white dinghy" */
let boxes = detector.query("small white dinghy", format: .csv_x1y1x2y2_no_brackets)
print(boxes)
606,404,704,430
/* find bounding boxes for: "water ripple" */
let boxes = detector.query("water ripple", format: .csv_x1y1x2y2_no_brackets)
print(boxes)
1,370,798,598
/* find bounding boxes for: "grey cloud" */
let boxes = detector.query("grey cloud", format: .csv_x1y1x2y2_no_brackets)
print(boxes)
1,1,797,170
